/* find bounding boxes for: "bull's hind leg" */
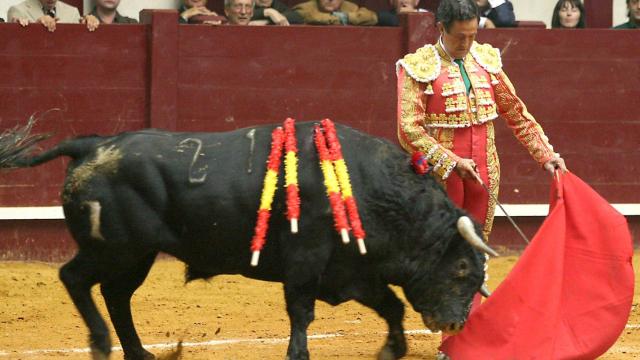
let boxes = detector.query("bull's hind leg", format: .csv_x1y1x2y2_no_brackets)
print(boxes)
284,281,318,360
356,285,407,360
59,253,112,359
100,253,157,360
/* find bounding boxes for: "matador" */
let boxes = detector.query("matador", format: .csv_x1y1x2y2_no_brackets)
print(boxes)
396,19,566,240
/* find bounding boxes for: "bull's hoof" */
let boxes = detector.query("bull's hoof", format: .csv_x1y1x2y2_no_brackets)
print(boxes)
89,335,111,360
285,351,310,360
377,335,407,360
90,346,109,360
124,349,156,360
377,342,406,360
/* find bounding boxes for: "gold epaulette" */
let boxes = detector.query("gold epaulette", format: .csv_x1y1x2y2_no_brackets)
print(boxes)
470,42,502,74
396,44,441,83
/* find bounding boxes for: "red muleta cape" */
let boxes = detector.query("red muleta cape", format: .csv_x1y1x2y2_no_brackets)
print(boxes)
440,172,634,359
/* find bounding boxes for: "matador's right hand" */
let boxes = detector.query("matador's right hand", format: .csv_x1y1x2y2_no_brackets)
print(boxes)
455,158,481,182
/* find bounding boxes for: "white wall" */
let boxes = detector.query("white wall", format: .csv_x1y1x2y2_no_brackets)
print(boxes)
512,0,628,28
1,0,631,27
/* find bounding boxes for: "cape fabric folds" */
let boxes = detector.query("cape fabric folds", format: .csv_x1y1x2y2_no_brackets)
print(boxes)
440,172,634,359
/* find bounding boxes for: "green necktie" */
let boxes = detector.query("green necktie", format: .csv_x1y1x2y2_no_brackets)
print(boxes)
454,59,471,95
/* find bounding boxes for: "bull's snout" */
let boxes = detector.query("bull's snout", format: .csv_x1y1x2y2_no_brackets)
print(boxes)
422,313,465,335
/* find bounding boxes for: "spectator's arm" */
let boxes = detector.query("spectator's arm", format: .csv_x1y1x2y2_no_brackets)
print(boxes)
252,7,266,20
283,10,304,24
264,8,289,25
293,3,341,25
8,5,29,25
269,1,304,24
486,0,515,27
346,6,377,26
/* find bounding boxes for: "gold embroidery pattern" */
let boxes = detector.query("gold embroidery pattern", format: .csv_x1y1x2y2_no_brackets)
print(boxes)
445,95,468,113
429,147,457,180
441,80,465,96
470,42,502,74
484,121,500,240
475,89,494,106
399,73,428,149
397,69,453,179
426,113,468,127
424,83,434,95
470,74,490,89
448,65,461,78
396,44,441,83
425,127,456,184
476,104,498,123
493,72,556,165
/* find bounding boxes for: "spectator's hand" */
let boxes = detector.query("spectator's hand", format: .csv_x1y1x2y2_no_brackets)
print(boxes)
82,14,100,32
475,0,489,7
36,15,57,32
543,156,567,175
13,17,30,27
181,6,216,21
203,20,223,25
455,158,481,181
264,8,289,26
484,18,496,28
332,11,348,25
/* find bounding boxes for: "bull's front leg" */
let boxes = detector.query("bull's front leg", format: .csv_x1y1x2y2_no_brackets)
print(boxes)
284,281,317,360
356,285,407,360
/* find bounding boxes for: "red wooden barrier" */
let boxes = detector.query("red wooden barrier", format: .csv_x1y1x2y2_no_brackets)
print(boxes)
0,12,638,259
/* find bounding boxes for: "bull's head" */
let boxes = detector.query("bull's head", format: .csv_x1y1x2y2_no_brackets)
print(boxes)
402,216,498,335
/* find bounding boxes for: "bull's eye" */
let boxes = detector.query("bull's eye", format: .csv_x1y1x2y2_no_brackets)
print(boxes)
455,259,470,277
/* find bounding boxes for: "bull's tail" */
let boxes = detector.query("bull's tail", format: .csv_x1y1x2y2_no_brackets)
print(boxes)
0,118,101,168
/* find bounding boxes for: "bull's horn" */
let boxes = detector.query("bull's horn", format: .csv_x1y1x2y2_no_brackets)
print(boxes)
457,216,499,257
479,284,492,298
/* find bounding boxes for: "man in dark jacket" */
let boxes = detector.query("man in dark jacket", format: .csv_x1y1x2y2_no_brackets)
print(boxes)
476,0,515,28
251,0,303,25
614,0,640,28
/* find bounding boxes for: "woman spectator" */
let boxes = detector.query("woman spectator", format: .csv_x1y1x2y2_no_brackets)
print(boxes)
551,0,585,29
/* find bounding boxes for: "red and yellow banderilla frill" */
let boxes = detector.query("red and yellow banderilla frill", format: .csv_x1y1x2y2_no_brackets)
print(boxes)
284,118,300,234
314,124,351,245
250,126,285,266
321,119,367,255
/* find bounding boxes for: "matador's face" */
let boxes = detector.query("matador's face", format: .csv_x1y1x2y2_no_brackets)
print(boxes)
438,18,478,60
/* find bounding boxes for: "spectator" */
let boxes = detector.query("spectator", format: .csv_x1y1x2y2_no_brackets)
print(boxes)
293,0,377,26
251,0,304,25
476,0,515,28
225,0,255,25
8,0,99,32
551,0,584,29
89,0,137,24
614,0,640,28
179,0,225,25
377,0,430,27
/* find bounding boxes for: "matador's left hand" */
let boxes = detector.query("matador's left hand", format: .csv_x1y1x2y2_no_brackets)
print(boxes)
543,156,568,175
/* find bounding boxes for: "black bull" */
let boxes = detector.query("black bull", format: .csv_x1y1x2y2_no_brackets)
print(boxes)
4,121,496,360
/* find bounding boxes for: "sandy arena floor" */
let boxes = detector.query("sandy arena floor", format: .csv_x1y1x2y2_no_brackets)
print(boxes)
0,252,638,359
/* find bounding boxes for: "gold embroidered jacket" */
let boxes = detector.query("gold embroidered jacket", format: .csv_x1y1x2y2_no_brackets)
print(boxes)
396,41,557,180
